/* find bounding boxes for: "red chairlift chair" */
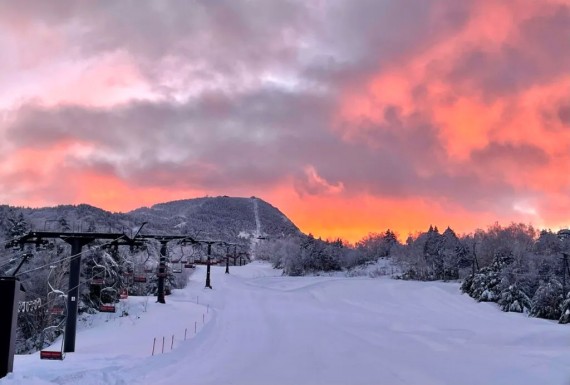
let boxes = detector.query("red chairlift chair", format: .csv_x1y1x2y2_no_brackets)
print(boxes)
133,275,147,283
99,287,117,313
40,326,65,360
50,306,65,316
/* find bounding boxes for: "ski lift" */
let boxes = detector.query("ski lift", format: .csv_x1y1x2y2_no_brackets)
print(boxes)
133,265,148,283
90,264,107,286
180,244,197,268
133,275,147,283
40,326,65,360
46,266,68,316
47,292,67,316
134,264,148,283
122,260,134,277
171,260,183,274
99,287,117,313
119,261,133,297
41,267,67,361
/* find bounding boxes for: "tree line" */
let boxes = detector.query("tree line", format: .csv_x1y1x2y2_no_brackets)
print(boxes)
257,222,570,324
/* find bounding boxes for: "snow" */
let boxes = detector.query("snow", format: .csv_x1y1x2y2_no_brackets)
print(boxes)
250,197,262,259
345,257,399,278
3,262,570,385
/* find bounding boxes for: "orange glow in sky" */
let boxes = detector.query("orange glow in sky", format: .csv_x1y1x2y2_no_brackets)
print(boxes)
1,1,569,243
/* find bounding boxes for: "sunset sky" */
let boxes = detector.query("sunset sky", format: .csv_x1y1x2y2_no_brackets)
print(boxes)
1,0,569,242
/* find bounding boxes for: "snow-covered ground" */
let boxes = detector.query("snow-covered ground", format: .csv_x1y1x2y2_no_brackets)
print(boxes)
3,262,570,385
250,197,262,259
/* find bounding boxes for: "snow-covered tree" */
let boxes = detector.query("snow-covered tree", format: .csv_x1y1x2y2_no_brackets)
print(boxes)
6,212,29,239
530,279,563,320
498,283,532,313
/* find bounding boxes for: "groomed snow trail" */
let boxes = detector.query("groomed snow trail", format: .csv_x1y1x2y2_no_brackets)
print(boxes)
250,197,262,259
4,263,570,385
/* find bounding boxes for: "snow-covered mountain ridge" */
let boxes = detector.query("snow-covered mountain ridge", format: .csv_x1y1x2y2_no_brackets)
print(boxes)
0,196,301,244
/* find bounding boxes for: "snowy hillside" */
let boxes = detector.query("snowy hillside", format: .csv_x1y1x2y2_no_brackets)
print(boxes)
4,262,570,385
130,196,300,242
0,196,300,245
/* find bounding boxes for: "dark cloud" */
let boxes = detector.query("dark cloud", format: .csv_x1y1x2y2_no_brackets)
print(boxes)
470,142,550,169
559,104,570,127
3,87,531,213
303,0,474,90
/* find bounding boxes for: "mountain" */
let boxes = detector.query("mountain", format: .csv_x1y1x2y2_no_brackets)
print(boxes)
0,196,301,244
129,196,300,242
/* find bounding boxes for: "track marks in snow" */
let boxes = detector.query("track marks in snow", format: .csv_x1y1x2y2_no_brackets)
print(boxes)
250,197,262,259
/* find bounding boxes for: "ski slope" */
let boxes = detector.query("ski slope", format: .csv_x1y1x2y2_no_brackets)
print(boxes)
250,197,262,259
3,262,570,385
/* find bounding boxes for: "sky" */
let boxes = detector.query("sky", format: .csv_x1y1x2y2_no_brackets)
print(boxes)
1,0,569,243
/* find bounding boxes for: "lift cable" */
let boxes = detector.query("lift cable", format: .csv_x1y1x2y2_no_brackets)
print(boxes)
15,236,126,278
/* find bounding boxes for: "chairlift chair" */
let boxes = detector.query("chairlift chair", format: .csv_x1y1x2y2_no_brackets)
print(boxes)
133,275,147,283
122,260,134,277
180,245,198,268
99,305,116,313
40,326,65,360
171,261,183,274
134,265,148,283
90,265,107,286
99,287,117,313
47,292,67,316
41,276,67,361
49,307,65,316
46,267,68,316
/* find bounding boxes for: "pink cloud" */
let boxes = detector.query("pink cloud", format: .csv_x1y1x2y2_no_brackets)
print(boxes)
1,0,570,241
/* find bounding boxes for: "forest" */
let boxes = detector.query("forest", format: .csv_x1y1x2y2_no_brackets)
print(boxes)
257,222,570,324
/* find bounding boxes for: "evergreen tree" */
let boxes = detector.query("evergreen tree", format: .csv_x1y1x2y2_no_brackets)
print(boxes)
498,283,532,313
6,212,29,239
530,279,563,320
558,293,570,324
